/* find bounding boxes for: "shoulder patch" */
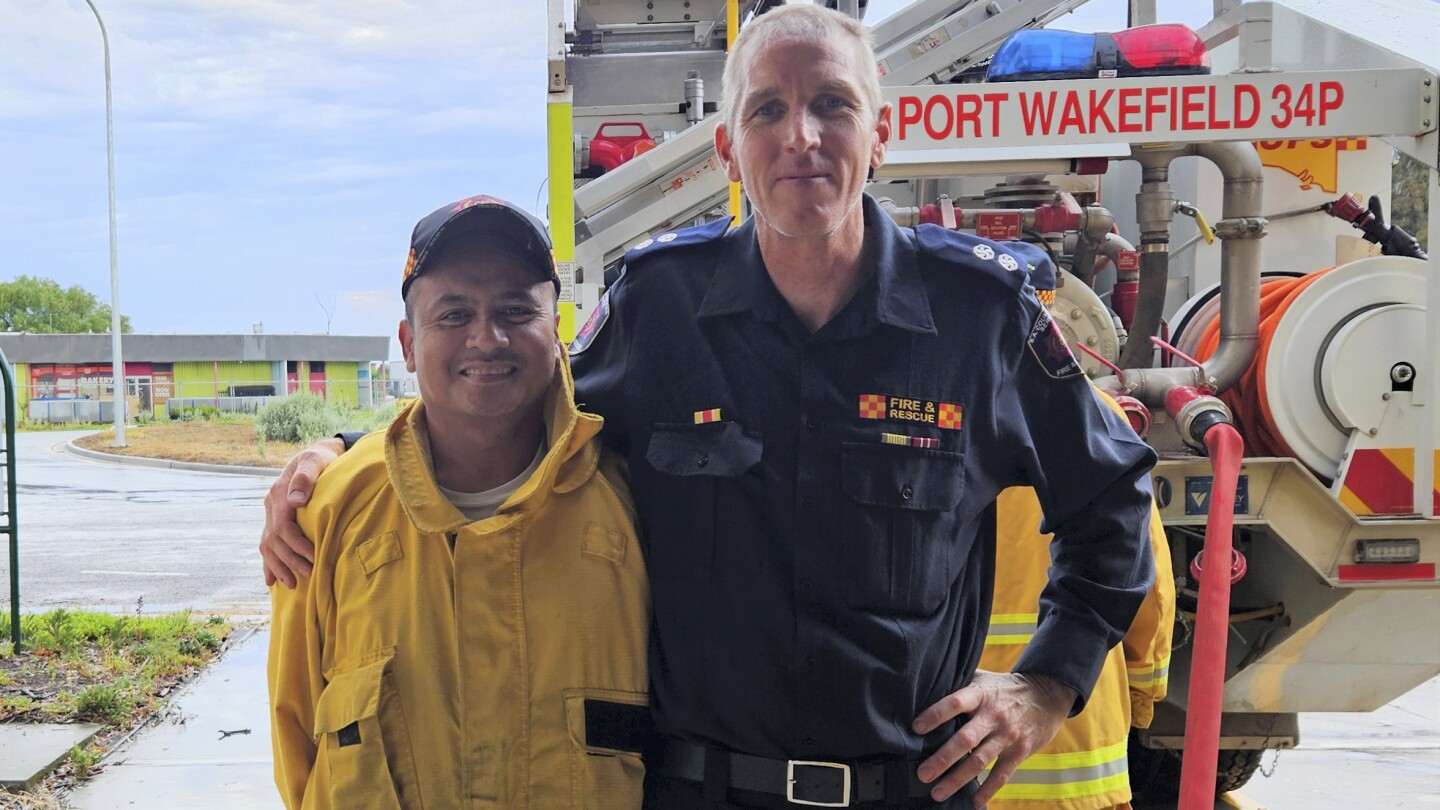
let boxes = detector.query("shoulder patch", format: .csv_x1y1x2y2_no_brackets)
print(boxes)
914,225,1030,292
568,288,611,355
622,217,731,268
1027,308,1084,380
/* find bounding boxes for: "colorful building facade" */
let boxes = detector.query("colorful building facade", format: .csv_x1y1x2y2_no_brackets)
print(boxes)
0,333,390,420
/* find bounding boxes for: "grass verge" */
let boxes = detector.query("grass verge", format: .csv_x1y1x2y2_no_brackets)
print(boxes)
72,422,301,469
0,609,237,804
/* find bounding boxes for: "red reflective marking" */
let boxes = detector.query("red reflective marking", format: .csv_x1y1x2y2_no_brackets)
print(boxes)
1338,563,1435,582
1343,449,1414,515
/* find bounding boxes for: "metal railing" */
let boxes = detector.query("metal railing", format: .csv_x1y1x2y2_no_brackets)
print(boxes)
13,377,397,424
1,348,19,650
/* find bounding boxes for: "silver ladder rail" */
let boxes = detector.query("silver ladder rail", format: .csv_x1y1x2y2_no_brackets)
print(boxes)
570,0,1096,277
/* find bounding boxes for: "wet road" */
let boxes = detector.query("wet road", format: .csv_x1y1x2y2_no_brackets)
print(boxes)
1,430,273,615
1239,676,1440,807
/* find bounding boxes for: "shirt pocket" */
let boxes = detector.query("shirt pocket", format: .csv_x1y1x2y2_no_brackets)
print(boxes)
314,652,423,810
563,687,649,810
840,442,965,614
640,421,763,583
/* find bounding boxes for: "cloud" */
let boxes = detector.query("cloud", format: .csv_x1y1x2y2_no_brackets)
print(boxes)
341,289,397,314
1,0,544,131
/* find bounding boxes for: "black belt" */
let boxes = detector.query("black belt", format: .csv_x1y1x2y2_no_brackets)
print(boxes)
650,739,933,807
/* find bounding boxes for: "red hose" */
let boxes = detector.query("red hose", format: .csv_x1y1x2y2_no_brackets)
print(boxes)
1178,422,1246,809
1190,270,1333,459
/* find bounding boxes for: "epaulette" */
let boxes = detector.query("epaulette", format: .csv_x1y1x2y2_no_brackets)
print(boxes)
914,224,1050,293
622,217,732,270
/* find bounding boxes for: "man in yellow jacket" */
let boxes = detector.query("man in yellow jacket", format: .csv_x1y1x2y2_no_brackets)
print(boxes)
268,196,650,809
983,482,1172,810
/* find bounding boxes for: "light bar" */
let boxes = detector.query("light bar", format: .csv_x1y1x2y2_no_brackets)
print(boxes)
987,24,1210,83
1353,539,1422,564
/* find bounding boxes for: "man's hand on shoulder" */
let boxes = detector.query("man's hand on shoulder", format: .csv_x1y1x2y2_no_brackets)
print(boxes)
260,437,344,588
911,670,1076,807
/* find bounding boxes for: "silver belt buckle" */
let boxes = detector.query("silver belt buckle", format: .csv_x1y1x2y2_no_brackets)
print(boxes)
785,759,851,807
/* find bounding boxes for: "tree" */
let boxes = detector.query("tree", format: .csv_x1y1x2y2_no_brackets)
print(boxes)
0,276,132,333
1391,150,1429,255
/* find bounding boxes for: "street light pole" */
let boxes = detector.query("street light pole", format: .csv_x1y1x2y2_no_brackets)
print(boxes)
81,0,126,447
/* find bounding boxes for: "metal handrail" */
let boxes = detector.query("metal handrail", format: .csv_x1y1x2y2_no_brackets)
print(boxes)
2,347,18,651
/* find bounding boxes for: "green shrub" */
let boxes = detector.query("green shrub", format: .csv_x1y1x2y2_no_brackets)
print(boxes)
71,684,132,724
68,743,105,778
24,609,82,654
256,394,401,444
255,393,353,443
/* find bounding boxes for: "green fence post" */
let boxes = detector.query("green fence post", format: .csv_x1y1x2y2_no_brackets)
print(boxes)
2,348,18,651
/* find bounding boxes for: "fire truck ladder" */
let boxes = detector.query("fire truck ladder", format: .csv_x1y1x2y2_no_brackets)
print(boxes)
570,0,1095,281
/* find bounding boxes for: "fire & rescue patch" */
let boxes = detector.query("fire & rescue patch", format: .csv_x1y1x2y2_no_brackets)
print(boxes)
1027,309,1083,379
859,394,963,430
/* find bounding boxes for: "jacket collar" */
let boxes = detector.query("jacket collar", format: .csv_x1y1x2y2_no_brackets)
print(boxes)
697,194,936,336
386,350,602,534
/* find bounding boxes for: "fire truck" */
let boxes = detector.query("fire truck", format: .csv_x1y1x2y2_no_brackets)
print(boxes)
542,0,1439,805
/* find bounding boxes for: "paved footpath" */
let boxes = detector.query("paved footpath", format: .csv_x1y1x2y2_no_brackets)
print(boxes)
60,624,1440,808
68,627,281,810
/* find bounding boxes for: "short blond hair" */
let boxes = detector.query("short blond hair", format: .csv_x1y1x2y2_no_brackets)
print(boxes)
721,4,883,137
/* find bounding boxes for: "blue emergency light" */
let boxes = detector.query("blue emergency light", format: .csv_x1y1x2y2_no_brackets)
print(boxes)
986,23,1210,82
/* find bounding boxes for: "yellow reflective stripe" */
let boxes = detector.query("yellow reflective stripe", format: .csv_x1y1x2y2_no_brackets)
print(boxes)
1129,654,1172,688
991,771,1130,801
1010,740,1128,771
986,613,1037,646
982,740,1129,800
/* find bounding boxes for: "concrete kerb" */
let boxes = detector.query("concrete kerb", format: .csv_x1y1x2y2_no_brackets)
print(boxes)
64,439,280,478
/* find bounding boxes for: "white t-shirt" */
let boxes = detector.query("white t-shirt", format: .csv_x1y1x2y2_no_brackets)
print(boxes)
439,442,546,522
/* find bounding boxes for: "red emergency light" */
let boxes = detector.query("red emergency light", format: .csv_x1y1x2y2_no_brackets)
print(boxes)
986,23,1210,82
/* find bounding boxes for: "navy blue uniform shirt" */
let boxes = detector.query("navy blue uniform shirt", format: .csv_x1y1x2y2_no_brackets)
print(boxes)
570,194,1156,765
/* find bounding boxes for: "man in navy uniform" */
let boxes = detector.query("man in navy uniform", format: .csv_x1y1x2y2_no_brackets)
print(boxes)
262,6,1155,808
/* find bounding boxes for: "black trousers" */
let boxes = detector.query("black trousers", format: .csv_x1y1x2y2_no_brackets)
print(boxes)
641,770,984,809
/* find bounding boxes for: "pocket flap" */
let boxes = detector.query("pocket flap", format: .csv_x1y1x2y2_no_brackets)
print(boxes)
314,657,389,736
357,531,402,576
841,442,964,511
646,422,762,477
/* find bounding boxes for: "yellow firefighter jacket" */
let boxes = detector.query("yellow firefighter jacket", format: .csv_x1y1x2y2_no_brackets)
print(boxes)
982,401,1174,810
269,358,650,810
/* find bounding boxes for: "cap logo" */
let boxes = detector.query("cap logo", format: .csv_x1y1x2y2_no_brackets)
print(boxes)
403,249,418,284
451,194,501,213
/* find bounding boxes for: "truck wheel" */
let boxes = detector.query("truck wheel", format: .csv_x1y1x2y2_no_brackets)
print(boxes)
1128,731,1266,802
1215,747,1264,793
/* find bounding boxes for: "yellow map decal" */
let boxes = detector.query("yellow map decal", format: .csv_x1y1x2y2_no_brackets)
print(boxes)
1255,138,1367,194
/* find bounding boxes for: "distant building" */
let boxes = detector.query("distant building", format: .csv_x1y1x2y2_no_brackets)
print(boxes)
0,333,391,422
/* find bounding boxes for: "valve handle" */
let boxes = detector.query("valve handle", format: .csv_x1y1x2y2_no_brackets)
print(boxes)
1192,208,1216,245
1175,202,1216,245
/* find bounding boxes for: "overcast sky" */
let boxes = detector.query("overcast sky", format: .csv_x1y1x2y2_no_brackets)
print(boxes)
1,0,1194,357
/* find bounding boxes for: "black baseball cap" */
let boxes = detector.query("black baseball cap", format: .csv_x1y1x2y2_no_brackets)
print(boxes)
401,195,560,298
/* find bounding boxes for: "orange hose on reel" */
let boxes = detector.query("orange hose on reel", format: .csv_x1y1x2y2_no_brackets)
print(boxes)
1190,269,1334,459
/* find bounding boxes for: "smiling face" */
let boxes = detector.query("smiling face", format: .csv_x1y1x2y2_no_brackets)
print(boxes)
716,33,889,243
399,243,559,432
